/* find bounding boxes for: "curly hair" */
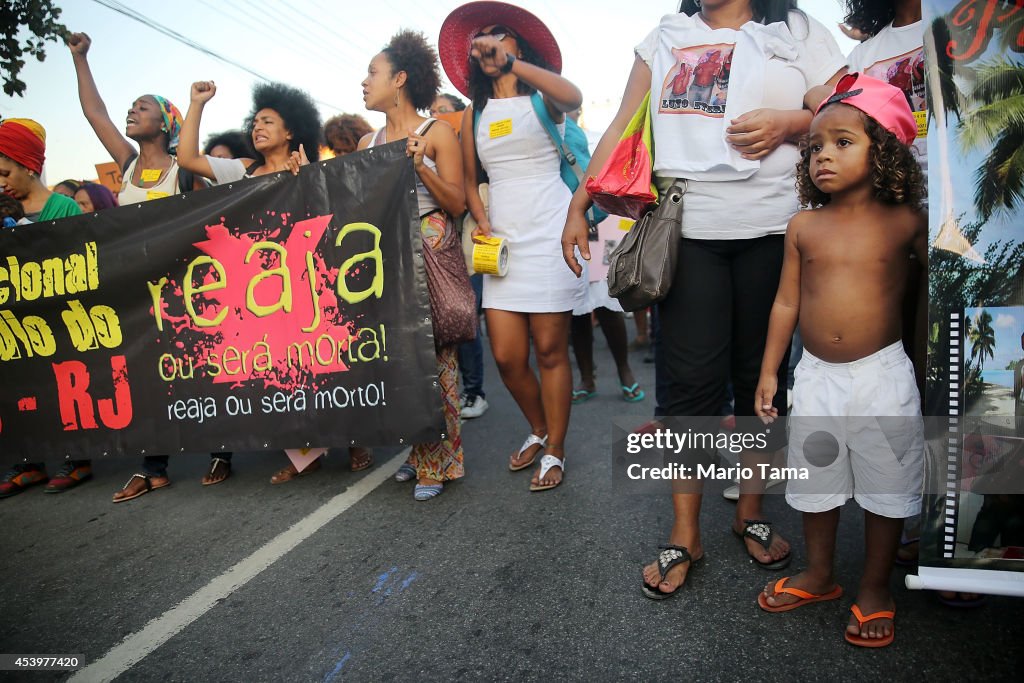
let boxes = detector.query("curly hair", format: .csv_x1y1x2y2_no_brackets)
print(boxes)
203,130,252,159
467,35,553,114
842,0,895,37
677,0,798,25
322,114,373,156
245,82,322,163
381,30,441,112
797,106,924,209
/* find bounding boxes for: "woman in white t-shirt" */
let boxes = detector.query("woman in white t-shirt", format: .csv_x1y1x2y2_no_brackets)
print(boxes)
177,81,378,483
844,1,926,169
562,0,845,599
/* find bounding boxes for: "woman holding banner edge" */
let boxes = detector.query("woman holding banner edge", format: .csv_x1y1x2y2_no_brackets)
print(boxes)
561,0,846,595
358,29,468,500
65,32,240,499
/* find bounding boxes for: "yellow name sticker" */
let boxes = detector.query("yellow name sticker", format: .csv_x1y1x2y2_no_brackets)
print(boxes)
618,218,635,232
140,168,162,183
489,119,513,139
146,190,170,201
913,110,927,139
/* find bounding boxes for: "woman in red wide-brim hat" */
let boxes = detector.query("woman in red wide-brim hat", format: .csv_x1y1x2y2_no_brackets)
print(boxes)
440,2,585,493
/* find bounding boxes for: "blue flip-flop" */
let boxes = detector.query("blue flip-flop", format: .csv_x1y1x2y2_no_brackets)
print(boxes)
621,383,645,402
394,463,416,483
572,388,596,405
413,483,443,501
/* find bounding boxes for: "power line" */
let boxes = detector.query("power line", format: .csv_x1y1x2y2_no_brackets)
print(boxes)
88,0,347,113
261,0,375,70
220,0,363,81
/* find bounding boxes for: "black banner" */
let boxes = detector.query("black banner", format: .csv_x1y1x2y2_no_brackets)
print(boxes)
0,142,445,457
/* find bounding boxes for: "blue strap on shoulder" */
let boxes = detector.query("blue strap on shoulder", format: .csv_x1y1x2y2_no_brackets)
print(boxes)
530,92,582,193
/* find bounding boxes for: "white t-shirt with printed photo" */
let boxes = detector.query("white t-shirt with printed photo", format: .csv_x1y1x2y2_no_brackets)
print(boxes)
635,11,845,239
846,20,927,172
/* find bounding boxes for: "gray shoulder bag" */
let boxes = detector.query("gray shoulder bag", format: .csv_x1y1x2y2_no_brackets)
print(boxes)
605,180,685,312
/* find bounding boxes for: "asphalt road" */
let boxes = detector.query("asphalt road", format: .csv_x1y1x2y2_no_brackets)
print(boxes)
1,327,1020,682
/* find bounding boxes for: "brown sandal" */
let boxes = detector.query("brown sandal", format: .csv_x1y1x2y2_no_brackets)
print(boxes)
112,473,170,503
350,448,373,472
201,457,232,486
270,456,322,484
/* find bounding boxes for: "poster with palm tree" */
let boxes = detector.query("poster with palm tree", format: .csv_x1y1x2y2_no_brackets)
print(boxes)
918,0,1024,594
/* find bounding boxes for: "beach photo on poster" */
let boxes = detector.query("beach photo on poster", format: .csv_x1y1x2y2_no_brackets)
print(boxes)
962,306,1024,419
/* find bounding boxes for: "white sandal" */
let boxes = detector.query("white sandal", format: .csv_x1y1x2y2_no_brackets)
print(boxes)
529,453,564,492
509,433,547,471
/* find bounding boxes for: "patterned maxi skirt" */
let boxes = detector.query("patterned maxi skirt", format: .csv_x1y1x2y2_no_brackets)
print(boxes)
408,345,465,481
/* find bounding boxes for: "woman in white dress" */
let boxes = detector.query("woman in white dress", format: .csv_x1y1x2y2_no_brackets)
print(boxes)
440,2,585,492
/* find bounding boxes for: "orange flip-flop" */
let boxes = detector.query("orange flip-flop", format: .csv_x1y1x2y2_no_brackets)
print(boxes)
844,604,895,648
757,577,843,613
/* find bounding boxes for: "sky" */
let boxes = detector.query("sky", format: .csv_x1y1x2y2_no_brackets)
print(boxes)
1,0,855,183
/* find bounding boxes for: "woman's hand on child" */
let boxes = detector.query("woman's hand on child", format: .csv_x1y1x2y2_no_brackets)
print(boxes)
727,109,791,160
470,36,510,77
755,374,779,423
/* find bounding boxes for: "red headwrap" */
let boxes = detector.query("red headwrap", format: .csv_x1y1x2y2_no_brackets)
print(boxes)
0,119,46,175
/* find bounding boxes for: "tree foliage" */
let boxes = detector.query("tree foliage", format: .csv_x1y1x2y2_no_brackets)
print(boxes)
0,0,67,98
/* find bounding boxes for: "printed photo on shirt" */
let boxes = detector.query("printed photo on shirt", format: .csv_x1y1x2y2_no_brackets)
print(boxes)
862,47,926,114
658,43,734,117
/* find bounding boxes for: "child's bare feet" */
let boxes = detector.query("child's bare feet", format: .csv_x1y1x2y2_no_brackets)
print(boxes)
846,585,895,642
760,571,839,609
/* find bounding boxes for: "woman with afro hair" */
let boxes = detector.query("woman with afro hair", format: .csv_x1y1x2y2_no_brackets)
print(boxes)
179,81,378,483
178,80,320,183
358,29,469,501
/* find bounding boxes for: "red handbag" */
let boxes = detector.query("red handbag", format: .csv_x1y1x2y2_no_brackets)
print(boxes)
585,92,657,220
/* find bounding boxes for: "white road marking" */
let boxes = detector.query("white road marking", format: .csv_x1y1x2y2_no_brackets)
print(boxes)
69,449,410,683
